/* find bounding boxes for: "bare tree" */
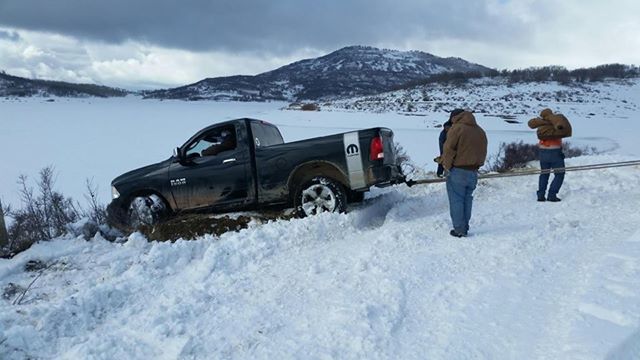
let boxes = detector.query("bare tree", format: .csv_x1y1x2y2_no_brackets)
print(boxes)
7,166,80,253
82,178,106,224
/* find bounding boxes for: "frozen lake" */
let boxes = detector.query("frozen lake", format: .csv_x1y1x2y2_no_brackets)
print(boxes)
1,96,638,207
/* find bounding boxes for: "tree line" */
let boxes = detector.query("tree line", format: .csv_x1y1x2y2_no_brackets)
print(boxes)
0,71,129,98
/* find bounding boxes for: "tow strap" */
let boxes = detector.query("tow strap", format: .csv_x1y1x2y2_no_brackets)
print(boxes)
405,160,640,186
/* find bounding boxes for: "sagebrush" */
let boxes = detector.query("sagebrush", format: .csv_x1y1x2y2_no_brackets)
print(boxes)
488,141,597,173
1,166,107,256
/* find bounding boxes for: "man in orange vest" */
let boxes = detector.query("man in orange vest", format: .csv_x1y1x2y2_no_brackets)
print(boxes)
528,108,572,202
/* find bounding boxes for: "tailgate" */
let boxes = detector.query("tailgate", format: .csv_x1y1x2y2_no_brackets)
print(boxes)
379,128,399,166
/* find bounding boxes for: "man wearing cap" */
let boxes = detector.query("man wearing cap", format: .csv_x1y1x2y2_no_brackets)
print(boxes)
436,109,464,178
440,110,488,238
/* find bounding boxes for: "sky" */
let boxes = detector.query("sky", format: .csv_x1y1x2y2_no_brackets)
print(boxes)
0,0,639,90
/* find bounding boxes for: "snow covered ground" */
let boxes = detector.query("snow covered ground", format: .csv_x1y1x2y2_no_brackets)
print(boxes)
1,154,640,359
1,79,639,207
1,79,640,358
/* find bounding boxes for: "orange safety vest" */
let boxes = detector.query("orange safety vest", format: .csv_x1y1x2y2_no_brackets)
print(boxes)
539,138,562,149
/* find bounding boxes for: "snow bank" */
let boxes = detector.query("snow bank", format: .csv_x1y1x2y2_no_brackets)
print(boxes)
2,154,640,359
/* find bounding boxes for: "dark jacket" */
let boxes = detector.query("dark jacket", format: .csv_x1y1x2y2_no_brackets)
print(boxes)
202,138,236,156
439,129,447,154
442,112,488,171
436,129,448,176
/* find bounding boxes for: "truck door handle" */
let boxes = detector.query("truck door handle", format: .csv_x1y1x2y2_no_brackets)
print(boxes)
223,158,236,164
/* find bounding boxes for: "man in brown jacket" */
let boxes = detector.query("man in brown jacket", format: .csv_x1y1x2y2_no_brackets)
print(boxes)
441,110,488,237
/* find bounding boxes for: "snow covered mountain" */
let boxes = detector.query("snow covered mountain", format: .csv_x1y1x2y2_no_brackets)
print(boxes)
144,46,492,101
0,72,128,98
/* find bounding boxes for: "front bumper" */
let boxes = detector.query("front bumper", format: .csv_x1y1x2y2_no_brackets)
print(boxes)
106,200,129,230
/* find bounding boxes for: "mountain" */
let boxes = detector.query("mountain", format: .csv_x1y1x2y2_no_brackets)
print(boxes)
0,72,129,98
144,46,493,101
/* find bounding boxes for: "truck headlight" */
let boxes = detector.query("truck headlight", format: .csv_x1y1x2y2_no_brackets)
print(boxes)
111,186,120,199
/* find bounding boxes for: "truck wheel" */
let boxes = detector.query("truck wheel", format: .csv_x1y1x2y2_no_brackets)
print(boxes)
128,194,167,228
295,176,347,217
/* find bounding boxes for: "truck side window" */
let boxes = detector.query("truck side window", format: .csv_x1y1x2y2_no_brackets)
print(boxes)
251,121,284,148
186,125,237,158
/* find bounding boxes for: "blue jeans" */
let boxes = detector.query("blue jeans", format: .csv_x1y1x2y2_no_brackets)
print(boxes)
446,167,478,234
537,148,565,198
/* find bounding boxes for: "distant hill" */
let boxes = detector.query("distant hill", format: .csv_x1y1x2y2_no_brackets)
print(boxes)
144,45,493,101
0,72,129,98
322,76,640,118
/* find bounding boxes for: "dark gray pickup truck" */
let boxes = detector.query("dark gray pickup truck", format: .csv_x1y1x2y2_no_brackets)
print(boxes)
107,118,404,228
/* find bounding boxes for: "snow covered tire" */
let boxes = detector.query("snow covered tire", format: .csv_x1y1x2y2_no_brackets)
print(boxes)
294,176,347,217
127,194,168,229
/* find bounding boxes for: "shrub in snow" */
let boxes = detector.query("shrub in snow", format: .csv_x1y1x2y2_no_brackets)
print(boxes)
301,103,320,111
2,167,110,257
2,282,25,301
5,167,80,254
487,141,596,173
82,179,106,225
394,142,420,180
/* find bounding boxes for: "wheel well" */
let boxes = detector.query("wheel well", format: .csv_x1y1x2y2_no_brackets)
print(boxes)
288,161,349,201
123,190,172,211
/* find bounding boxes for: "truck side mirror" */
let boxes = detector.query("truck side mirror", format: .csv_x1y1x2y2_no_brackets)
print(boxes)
174,147,187,163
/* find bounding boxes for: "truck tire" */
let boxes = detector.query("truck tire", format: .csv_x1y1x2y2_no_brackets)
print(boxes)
295,176,347,217
128,194,168,228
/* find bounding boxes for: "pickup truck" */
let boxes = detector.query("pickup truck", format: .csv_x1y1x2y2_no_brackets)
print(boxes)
107,118,404,228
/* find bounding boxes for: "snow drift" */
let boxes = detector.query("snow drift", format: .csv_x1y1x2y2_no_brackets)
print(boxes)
2,154,640,359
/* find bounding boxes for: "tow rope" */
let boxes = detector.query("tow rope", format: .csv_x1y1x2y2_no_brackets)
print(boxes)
405,160,640,186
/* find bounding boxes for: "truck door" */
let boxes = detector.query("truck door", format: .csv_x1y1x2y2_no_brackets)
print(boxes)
168,123,252,210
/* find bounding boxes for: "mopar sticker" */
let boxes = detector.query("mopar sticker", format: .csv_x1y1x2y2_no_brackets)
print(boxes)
346,143,359,156
343,132,366,189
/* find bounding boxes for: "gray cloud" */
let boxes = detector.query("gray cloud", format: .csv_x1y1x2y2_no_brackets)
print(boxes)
2,0,639,89
0,0,537,55
0,29,20,41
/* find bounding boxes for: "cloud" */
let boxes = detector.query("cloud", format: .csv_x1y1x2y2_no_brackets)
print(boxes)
0,0,534,54
0,29,20,41
1,1,639,89
0,27,322,89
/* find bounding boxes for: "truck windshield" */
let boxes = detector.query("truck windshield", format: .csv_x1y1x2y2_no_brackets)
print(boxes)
250,121,284,148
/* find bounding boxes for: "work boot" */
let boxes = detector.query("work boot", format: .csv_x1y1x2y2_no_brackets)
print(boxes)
547,195,561,202
450,230,466,238
537,195,546,202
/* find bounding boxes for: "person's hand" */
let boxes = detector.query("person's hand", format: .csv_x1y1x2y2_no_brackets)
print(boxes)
443,169,450,177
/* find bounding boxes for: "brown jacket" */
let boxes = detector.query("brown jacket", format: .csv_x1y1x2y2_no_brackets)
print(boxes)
442,111,488,170
528,108,572,140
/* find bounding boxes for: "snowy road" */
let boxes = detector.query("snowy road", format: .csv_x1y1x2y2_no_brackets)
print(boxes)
2,155,640,359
